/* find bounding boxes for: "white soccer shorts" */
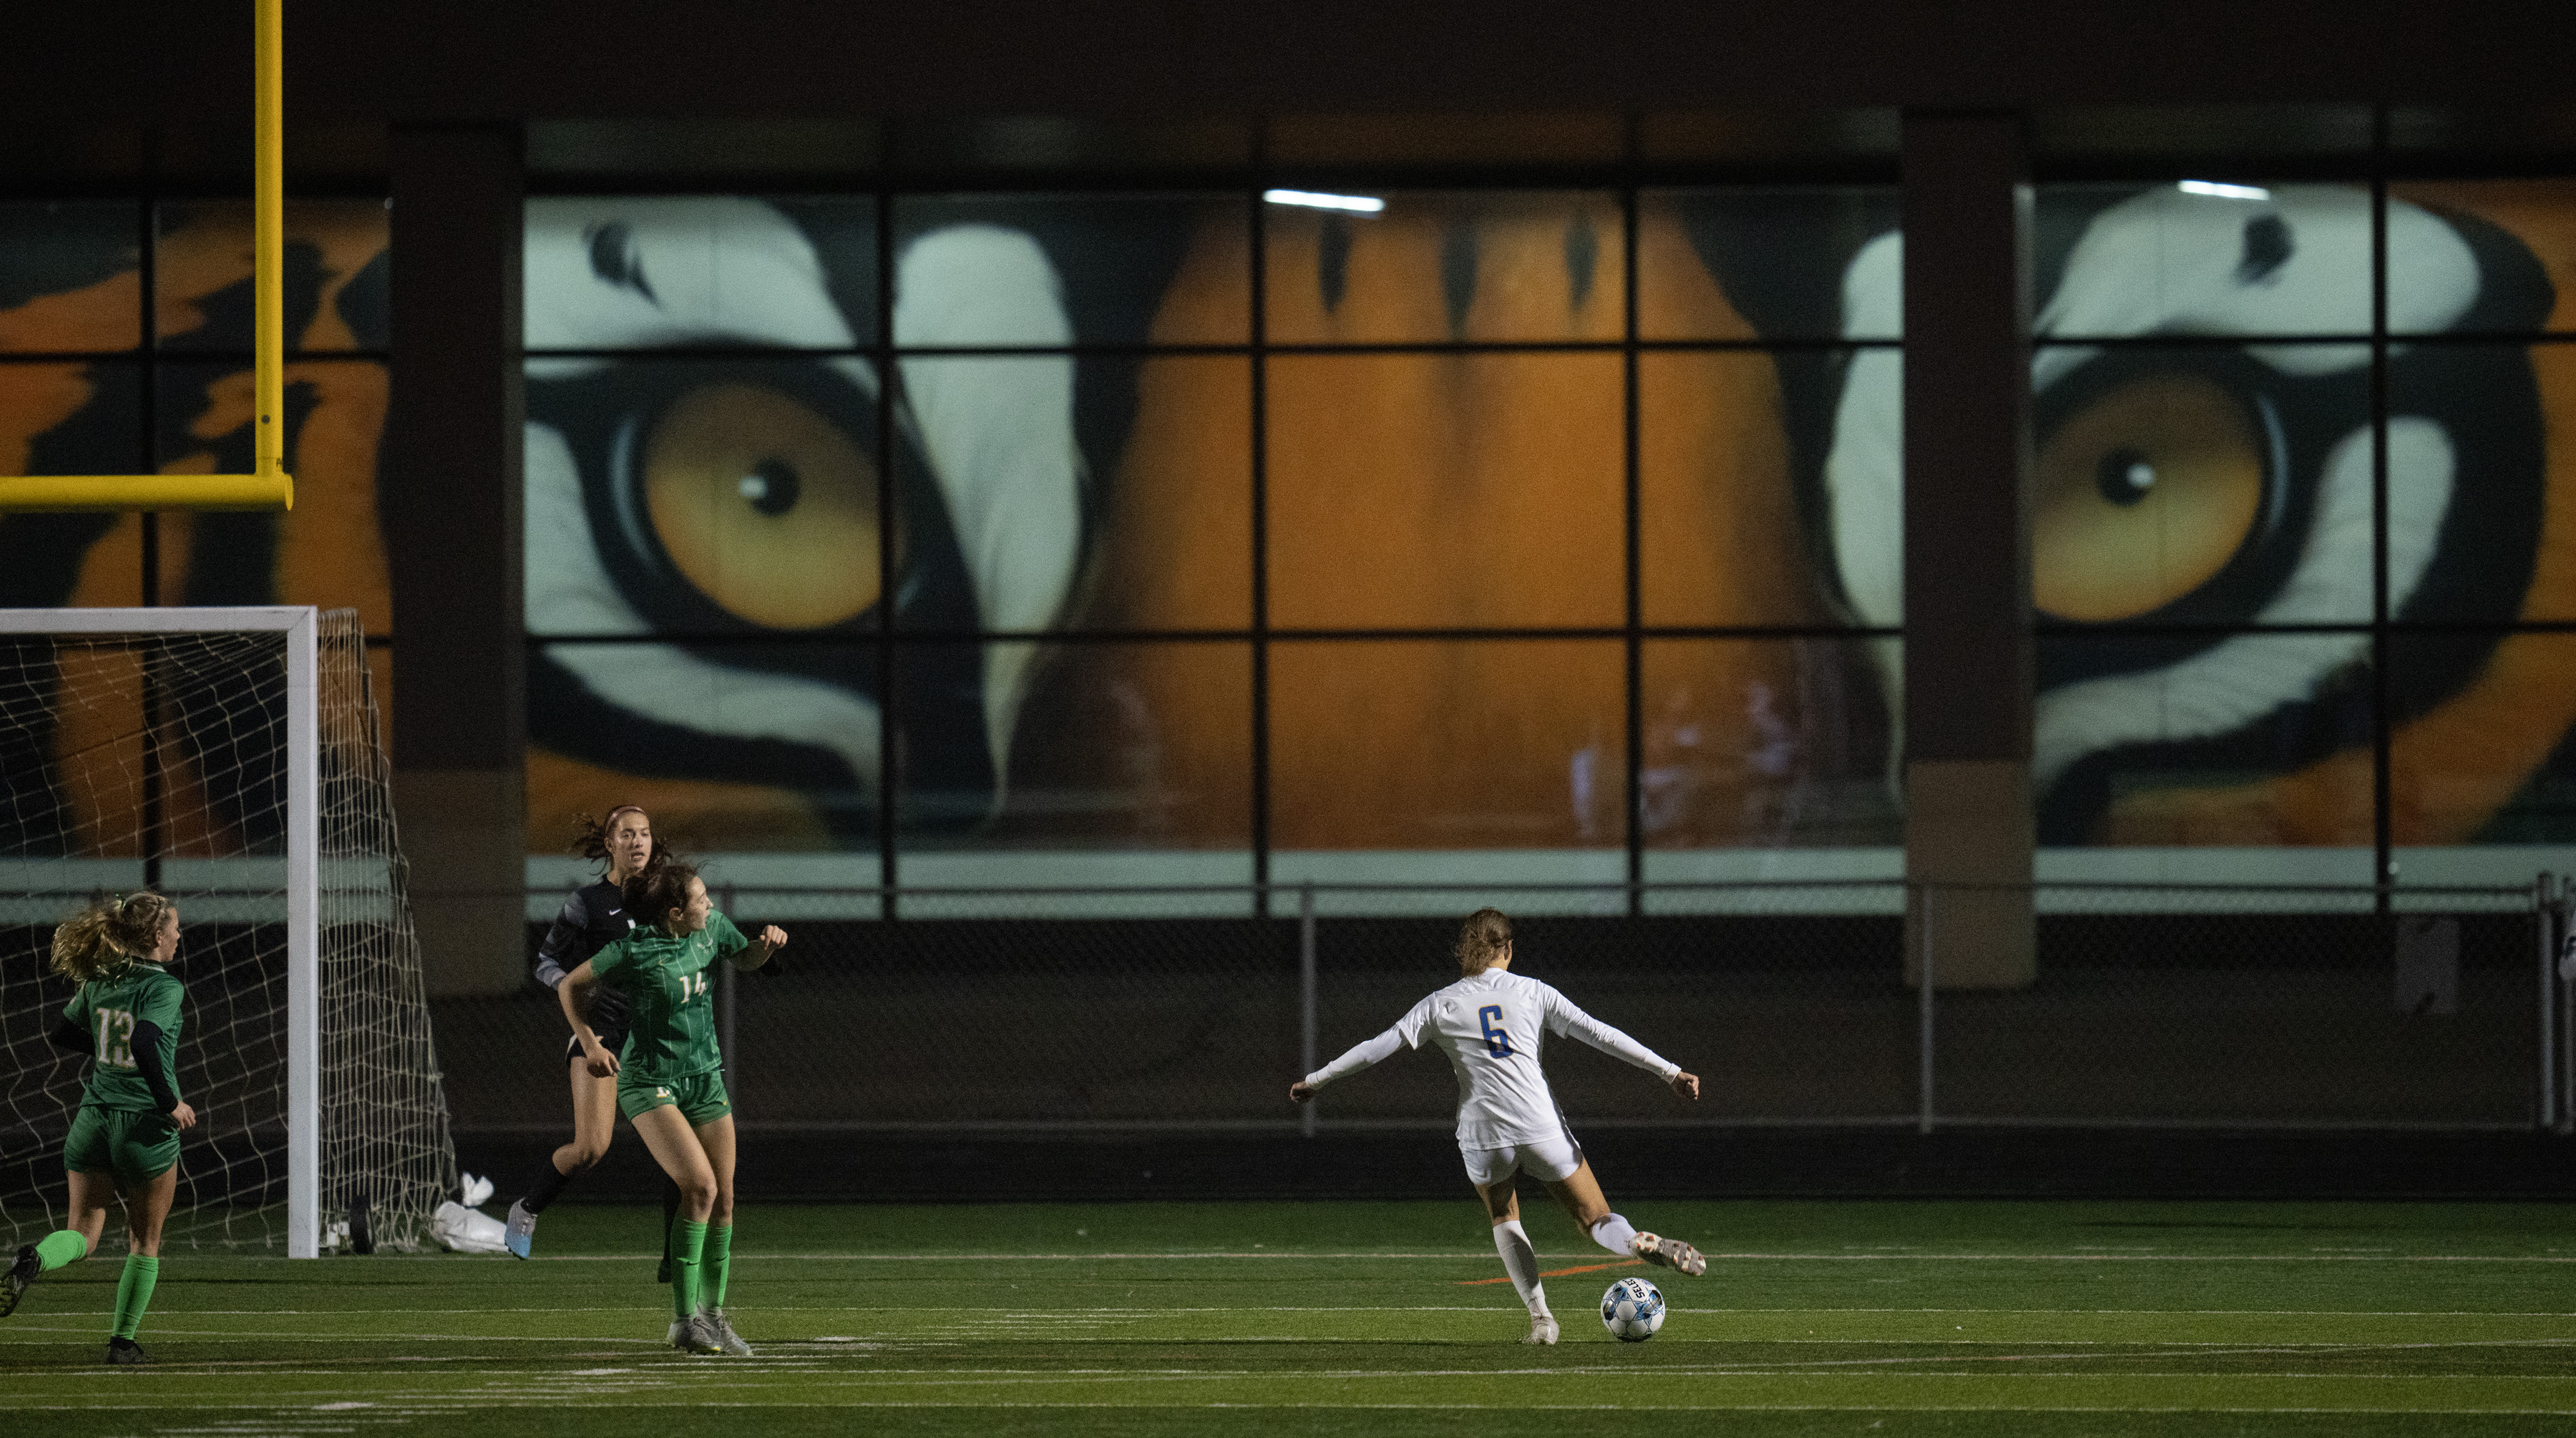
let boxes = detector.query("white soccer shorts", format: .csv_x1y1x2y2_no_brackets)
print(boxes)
1460,1133,1583,1188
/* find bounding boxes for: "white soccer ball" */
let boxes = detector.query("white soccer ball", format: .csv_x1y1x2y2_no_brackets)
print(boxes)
1600,1275,1665,1341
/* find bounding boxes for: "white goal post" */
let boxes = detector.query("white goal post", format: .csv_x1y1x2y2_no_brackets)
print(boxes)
0,606,452,1258
0,607,318,1254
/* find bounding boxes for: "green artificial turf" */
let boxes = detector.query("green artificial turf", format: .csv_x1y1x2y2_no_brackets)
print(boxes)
6,1199,2574,1435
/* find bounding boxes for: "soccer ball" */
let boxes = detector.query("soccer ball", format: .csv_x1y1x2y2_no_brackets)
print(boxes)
1600,1276,1665,1341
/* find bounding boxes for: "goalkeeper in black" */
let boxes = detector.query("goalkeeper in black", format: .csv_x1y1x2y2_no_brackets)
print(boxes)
505,806,686,1271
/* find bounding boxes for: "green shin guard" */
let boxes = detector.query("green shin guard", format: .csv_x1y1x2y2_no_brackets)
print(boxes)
34,1230,87,1272
670,1218,708,1321
706,1223,733,1310
112,1256,157,1340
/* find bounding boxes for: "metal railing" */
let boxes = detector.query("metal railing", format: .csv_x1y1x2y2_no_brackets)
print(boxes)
436,876,2564,1137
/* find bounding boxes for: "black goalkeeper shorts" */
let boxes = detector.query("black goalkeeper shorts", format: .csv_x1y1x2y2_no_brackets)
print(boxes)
565,1024,630,1064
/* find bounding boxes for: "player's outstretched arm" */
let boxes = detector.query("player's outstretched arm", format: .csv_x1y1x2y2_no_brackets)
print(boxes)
729,924,789,971
1546,987,1692,1093
1289,1026,1406,1103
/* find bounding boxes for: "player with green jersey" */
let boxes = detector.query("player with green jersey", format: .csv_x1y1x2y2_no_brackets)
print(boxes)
2,891,200,1365
560,859,784,1357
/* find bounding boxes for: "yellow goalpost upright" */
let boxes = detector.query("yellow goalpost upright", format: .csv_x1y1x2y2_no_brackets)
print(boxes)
0,0,331,1256
0,0,295,513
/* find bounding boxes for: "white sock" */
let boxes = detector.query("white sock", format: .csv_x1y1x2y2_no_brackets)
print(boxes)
1590,1212,1639,1256
1491,1220,1549,1317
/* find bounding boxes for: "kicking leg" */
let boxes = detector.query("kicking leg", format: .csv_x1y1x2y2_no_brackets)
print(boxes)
1543,1162,1704,1277
1,1171,112,1319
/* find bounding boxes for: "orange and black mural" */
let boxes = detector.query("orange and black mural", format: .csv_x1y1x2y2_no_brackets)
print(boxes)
0,200,389,625
6,182,2575,867
515,183,2576,865
0,200,391,859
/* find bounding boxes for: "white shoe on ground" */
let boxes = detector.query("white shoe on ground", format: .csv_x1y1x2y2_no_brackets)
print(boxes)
703,1307,753,1356
1523,1313,1560,1345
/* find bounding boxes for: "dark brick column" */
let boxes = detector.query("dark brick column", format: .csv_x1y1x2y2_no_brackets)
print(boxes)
385,123,525,997
1901,111,2035,988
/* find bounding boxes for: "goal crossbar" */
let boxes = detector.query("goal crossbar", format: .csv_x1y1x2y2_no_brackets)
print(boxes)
0,606,321,1256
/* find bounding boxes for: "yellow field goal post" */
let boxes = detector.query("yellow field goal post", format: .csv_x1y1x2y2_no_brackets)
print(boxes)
0,0,294,513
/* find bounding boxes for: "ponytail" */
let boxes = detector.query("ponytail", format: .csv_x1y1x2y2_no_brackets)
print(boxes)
52,891,174,984
1453,907,1513,977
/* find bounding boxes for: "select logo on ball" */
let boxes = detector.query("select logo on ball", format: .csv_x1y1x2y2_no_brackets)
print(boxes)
1601,1276,1667,1341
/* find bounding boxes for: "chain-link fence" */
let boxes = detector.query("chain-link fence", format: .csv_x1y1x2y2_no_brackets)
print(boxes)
1912,881,2546,1130
425,877,2569,1138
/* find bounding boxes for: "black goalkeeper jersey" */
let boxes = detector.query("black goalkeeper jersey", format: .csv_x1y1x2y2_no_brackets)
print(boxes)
535,879,640,1037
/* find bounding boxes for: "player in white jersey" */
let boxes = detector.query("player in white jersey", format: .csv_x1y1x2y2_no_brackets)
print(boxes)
1291,908,1707,1345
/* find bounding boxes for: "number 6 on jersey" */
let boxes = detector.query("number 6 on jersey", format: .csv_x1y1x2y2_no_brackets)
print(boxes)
1478,1004,1513,1057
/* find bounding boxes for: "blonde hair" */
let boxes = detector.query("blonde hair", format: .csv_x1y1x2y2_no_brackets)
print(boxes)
52,891,175,984
1454,907,1513,977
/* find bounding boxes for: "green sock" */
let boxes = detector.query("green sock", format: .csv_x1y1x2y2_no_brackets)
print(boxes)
112,1255,157,1340
670,1219,707,1321
34,1230,87,1272
705,1223,733,1310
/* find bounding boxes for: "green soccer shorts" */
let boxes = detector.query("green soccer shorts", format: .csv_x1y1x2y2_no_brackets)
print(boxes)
618,1069,732,1126
63,1105,180,1183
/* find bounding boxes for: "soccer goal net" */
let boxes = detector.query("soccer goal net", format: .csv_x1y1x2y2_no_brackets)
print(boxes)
0,607,454,1256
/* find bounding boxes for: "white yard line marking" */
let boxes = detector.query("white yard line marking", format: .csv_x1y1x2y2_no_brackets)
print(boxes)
24,1364,2576,1388
512,1250,2576,1263
21,1303,2576,1319
0,1327,673,1344
1672,1312,2576,1326
15,1412,2576,1422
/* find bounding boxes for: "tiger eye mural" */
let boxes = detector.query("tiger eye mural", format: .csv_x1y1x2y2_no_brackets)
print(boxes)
515,182,2576,873
519,190,1878,862
4,182,2572,874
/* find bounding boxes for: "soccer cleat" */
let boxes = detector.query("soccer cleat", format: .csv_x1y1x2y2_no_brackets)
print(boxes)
1523,1313,1560,1345
106,1337,151,1365
1631,1231,1707,1277
671,1313,723,1354
703,1307,754,1356
503,1200,536,1260
1,1245,38,1318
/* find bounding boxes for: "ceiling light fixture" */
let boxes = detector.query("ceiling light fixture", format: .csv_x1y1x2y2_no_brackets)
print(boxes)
1263,188,1386,214
2177,180,2273,202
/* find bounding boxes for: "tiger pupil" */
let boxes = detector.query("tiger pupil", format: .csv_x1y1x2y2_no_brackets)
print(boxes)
738,459,801,517
2097,447,2155,507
